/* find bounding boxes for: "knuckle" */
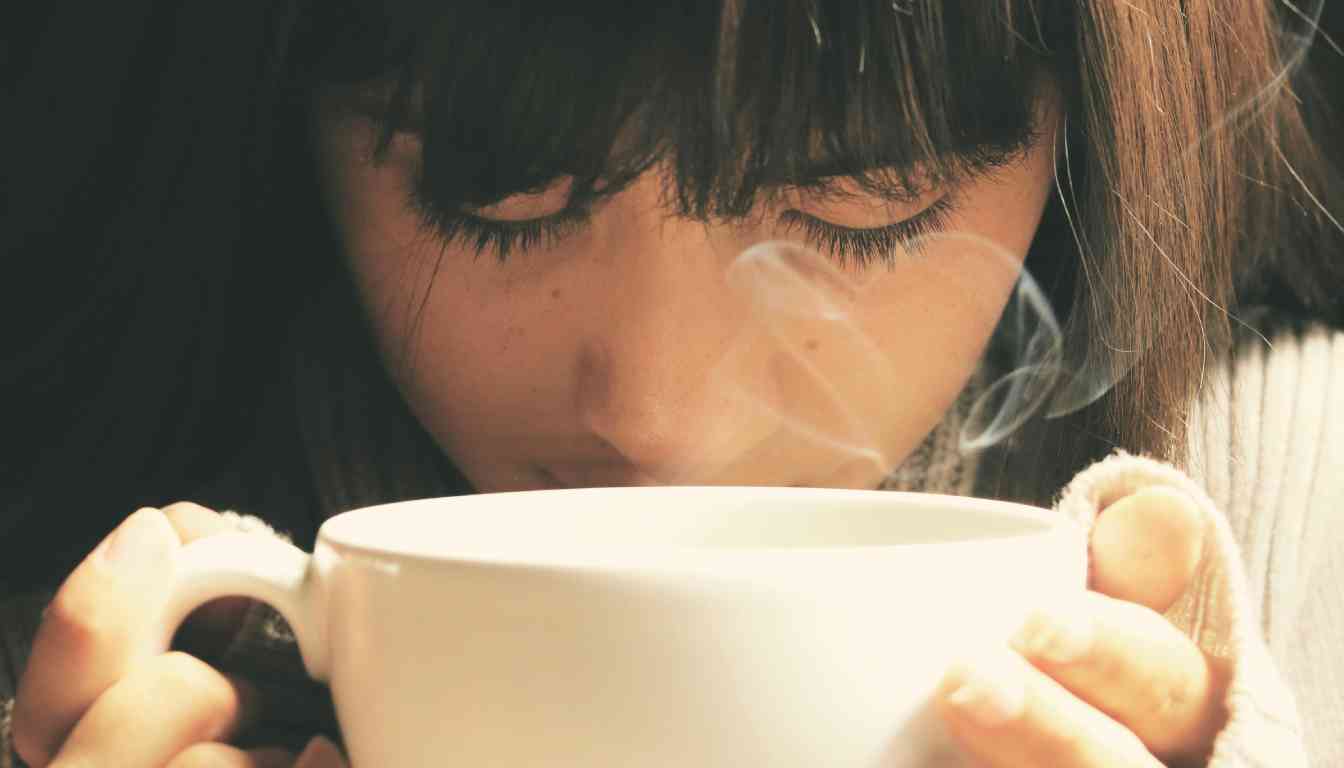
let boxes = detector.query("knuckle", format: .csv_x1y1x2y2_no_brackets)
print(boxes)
40,586,119,656
1151,670,1200,722
152,652,239,735
1125,654,1195,720
1118,666,1176,726
1084,636,1130,688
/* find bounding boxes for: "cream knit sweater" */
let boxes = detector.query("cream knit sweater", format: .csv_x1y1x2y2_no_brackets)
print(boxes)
1,318,1341,767
886,316,1343,766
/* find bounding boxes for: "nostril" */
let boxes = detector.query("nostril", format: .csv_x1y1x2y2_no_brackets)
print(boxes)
573,341,687,465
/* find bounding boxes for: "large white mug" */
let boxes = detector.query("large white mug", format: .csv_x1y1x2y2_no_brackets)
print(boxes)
154,486,1087,767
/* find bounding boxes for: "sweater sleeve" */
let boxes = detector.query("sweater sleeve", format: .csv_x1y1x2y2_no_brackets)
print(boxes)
1183,318,1344,766
1050,318,1344,767
1056,451,1309,767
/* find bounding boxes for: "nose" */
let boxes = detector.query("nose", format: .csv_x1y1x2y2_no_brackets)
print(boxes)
572,193,759,481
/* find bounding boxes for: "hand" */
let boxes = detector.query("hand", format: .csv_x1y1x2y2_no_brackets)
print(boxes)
11,503,349,768
934,486,1231,767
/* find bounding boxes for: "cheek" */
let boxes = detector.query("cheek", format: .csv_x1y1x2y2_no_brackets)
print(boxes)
312,103,1059,484
314,122,541,431
834,155,1056,442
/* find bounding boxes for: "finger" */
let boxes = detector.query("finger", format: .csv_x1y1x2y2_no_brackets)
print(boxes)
1009,590,1230,763
160,502,255,652
158,501,232,541
47,651,263,768
12,507,180,767
294,735,349,768
165,743,295,768
1090,486,1204,612
936,646,1165,768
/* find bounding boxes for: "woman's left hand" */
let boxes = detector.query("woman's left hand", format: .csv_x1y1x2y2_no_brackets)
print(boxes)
935,486,1233,767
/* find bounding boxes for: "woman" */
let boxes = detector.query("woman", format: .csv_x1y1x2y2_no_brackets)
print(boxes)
3,1,1342,765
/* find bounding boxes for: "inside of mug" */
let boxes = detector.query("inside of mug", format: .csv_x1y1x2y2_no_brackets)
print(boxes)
320,487,1059,561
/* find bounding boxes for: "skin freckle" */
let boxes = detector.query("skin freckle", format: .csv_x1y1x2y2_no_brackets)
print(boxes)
318,95,1060,492
500,325,526,353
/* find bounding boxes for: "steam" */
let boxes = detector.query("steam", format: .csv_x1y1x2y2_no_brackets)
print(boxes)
641,1,1338,488
1182,0,1336,161
655,230,1112,487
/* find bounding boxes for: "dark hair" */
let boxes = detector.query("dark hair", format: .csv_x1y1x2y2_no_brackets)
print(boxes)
3,1,1342,592
299,2,1049,219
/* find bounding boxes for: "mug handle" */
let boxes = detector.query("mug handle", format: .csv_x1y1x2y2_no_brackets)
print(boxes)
151,533,330,682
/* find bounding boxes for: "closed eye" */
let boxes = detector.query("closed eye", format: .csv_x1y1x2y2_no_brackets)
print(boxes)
777,193,958,268
407,181,959,269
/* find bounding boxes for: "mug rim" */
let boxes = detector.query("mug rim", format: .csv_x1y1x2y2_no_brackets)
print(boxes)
317,486,1078,572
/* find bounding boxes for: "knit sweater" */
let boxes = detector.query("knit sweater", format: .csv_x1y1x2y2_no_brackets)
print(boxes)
1,316,1340,766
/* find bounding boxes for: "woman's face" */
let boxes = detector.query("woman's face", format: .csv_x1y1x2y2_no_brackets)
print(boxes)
313,93,1061,493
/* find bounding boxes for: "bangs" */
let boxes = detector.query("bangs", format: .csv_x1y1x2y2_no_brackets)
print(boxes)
290,0,1064,217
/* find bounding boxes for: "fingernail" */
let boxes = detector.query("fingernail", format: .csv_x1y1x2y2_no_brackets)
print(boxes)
98,507,170,569
945,653,1027,728
1010,597,1095,665
295,734,345,768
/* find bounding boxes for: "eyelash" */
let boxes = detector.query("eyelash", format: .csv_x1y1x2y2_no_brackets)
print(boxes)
408,189,957,269
409,191,592,263
777,195,955,268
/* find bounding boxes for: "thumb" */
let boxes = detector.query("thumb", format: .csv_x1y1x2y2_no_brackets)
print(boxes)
1089,485,1206,613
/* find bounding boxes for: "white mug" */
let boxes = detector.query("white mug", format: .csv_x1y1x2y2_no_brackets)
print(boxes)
155,486,1087,767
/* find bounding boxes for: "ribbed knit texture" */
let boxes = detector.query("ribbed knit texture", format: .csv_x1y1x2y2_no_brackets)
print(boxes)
877,367,984,497
1183,319,1344,766
1056,452,1310,766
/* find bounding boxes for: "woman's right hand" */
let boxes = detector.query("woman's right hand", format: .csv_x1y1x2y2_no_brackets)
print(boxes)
10,503,346,768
